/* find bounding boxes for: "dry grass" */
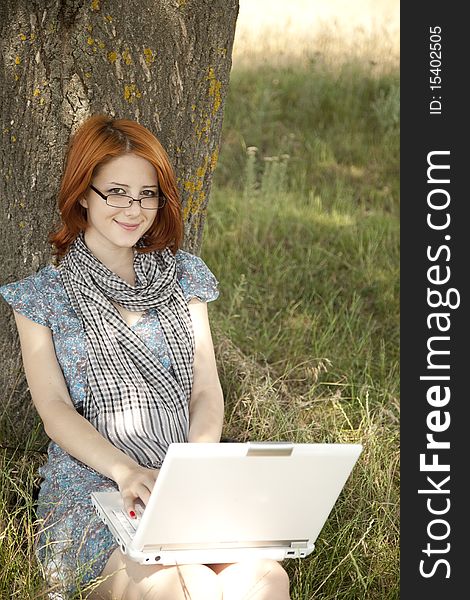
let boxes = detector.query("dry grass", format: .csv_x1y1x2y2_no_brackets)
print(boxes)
233,0,399,70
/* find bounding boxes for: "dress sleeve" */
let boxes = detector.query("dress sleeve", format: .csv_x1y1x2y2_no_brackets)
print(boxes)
0,272,49,327
176,250,219,303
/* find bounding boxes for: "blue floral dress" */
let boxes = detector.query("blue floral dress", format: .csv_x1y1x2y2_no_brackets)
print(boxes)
0,250,219,597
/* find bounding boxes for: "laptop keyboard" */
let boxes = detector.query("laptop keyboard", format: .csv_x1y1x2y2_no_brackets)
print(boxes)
113,510,139,537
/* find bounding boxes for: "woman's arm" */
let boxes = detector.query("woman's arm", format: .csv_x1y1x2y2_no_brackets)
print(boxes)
187,299,224,442
13,310,157,514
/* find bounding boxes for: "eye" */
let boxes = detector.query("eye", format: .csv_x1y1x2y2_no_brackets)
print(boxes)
108,187,127,195
140,189,158,197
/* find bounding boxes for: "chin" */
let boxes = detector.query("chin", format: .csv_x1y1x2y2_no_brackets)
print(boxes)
111,226,145,246
117,236,142,248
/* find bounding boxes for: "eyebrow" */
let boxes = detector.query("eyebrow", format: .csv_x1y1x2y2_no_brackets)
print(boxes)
108,181,158,188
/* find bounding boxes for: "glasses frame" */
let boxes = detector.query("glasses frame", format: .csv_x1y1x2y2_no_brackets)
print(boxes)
89,184,167,210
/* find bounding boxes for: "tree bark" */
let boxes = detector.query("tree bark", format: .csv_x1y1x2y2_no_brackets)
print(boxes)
0,0,238,445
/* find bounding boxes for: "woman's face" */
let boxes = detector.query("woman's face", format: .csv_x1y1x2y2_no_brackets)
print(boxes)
80,153,159,254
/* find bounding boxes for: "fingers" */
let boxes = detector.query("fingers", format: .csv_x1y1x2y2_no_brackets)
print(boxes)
136,480,152,506
119,468,159,518
121,492,137,518
122,486,150,518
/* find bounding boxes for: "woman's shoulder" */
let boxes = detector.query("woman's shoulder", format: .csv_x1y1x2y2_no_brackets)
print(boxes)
0,264,59,299
175,250,219,303
1,264,61,292
0,264,63,326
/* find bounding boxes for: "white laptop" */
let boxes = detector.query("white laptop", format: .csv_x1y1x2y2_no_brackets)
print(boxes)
91,441,362,565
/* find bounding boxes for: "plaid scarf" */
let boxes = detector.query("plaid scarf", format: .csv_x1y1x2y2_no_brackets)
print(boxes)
59,235,194,468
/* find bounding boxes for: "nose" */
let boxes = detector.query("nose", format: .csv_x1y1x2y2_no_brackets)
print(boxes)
123,199,143,216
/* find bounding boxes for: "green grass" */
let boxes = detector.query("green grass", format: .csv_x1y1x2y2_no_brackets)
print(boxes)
202,57,399,599
0,57,399,598
214,60,399,211
0,445,47,598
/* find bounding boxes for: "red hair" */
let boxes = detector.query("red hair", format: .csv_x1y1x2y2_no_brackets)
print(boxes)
50,115,183,258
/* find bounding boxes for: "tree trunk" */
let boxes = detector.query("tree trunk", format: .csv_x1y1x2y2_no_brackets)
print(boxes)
0,0,238,446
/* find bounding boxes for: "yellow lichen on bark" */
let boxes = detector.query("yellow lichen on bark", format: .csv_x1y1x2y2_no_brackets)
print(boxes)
210,148,219,171
124,84,142,103
143,48,155,65
195,117,211,142
91,0,100,11
122,49,132,65
182,157,210,219
107,51,118,63
207,67,222,115
183,184,195,220
184,190,206,221
197,156,208,179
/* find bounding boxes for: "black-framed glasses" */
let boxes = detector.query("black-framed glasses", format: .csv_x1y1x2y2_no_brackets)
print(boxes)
89,184,166,210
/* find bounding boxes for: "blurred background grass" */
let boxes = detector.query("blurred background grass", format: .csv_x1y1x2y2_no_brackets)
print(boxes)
0,2,399,598
201,2,399,598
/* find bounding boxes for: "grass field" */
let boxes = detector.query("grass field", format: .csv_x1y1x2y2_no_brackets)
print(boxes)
0,10,399,599
202,53,399,600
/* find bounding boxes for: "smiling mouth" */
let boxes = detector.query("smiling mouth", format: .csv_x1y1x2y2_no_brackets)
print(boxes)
114,221,140,231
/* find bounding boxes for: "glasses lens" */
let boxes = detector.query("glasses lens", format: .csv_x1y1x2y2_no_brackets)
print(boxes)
105,194,166,210
140,196,159,210
139,195,167,210
107,194,132,208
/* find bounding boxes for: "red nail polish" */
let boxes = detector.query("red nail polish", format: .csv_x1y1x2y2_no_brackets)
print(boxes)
129,510,136,518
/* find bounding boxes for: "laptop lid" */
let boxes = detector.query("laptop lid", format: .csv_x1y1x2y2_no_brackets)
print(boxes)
131,442,363,552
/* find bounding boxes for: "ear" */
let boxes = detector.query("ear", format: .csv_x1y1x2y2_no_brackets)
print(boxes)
79,197,88,208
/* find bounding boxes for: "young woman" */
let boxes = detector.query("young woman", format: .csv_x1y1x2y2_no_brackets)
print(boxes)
0,115,290,599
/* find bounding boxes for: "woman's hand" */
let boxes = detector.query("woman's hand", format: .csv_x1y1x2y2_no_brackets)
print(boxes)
114,464,159,518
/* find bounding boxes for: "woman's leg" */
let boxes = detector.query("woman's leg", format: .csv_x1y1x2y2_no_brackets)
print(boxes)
213,559,291,600
86,548,222,600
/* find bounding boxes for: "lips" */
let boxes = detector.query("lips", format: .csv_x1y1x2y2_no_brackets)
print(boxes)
114,220,140,232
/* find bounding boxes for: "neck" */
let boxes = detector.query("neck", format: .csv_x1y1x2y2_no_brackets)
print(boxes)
83,231,136,285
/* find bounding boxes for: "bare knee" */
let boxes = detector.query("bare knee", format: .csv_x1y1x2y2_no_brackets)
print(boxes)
248,559,291,598
147,564,222,599
88,551,222,600
217,559,291,600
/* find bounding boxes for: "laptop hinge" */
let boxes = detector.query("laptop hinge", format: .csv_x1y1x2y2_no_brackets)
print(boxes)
246,442,294,456
290,540,309,549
